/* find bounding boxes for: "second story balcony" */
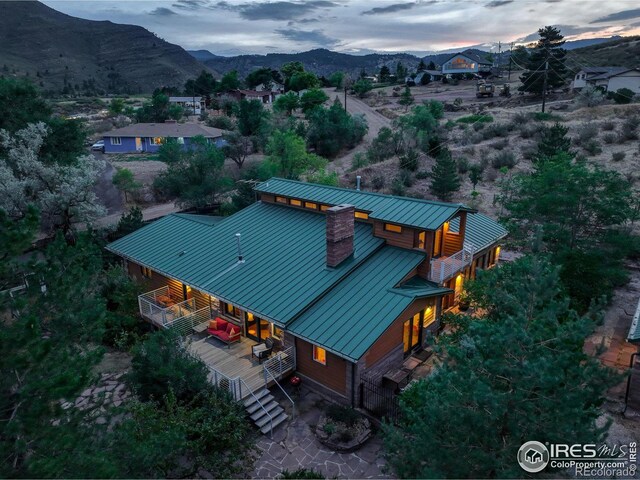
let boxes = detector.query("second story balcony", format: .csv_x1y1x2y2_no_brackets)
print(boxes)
429,242,475,284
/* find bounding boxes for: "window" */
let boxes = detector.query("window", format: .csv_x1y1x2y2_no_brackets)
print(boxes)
150,137,164,145
304,202,317,210
313,345,326,365
290,199,302,207
494,246,501,264
423,302,436,328
275,196,288,204
320,204,330,212
140,266,152,278
384,223,402,233
416,231,426,249
433,227,443,256
222,301,241,319
354,211,369,220
110,137,122,145
177,137,185,144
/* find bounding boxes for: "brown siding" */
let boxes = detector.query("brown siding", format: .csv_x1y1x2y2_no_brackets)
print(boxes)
295,338,347,395
127,261,183,298
373,221,416,249
260,193,275,204
364,296,441,369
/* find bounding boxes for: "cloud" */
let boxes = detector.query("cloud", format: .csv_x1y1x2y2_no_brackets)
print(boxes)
517,24,609,42
215,1,338,21
485,0,513,7
274,28,340,47
591,8,640,23
362,2,420,15
149,7,178,16
172,0,210,10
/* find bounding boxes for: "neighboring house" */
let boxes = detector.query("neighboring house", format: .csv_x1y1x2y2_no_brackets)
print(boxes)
442,51,492,75
169,96,205,115
255,82,284,94
406,70,444,85
105,179,507,421
587,68,640,94
228,89,278,104
102,121,225,154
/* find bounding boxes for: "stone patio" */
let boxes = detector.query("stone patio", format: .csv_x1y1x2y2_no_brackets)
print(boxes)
252,387,391,479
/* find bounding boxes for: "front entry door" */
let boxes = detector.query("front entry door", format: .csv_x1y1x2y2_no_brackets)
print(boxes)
245,313,272,342
403,312,422,356
135,137,142,151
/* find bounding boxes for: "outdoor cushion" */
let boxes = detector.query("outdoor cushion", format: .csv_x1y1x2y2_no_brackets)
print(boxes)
216,331,231,341
215,318,229,331
208,319,217,330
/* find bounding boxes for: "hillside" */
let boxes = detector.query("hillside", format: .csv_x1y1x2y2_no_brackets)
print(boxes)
567,36,640,73
200,48,421,78
0,1,213,94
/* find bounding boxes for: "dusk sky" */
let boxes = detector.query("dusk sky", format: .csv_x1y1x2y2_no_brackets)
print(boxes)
42,0,640,56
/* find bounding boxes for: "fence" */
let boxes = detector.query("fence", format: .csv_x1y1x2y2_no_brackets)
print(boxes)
359,374,401,423
263,346,295,381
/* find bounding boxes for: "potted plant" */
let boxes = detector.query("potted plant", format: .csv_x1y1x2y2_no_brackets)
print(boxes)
458,290,471,311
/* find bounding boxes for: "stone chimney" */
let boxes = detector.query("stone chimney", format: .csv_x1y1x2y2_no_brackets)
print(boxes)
326,204,355,268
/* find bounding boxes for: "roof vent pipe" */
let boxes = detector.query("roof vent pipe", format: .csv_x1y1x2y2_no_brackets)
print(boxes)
235,233,244,262
356,175,361,191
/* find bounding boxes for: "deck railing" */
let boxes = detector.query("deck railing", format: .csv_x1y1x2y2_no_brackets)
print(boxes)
138,286,196,326
429,242,475,284
165,307,211,336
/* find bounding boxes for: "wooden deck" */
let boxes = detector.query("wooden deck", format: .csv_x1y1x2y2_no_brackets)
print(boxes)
187,335,267,394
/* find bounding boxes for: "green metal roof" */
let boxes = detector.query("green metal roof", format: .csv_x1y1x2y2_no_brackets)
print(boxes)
172,214,224,226
289,247,451,361
449,212,508,251
106,202,383,325
627,297,640,343
256,178,474,230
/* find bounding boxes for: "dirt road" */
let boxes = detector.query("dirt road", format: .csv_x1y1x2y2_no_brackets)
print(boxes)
94,201,181,229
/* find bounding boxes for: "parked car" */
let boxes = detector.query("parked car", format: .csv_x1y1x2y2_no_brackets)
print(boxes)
91,140,104,152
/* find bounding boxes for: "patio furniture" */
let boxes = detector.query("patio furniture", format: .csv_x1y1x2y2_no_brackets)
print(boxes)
156,294,176,308
192,321,209,334
251,338,274,363
207,317,241,347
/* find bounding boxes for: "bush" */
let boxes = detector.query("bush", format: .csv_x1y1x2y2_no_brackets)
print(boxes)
456,156,470,174
280,468,324,479
492,138,508,151
602,132,617,144
511,111,529,125
128,329,211,404
399,149,419,171
532,112,561,122
207,115,235,130
491,151,517,169
609,87,634,105
620,116,639,141
481,122,512,140
326,404,361,427
574,124,599,146
582,139,602,156
350,152,369,171
575,85,605,108
612,151,626,162
371,174,386,189
456,114,493,124
415,170,429,180
391,177,406,196
398,169,414,187
601,120,616,131
519,125,538,139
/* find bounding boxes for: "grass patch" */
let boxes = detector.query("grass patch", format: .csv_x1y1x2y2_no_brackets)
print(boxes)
456,114,493,124
532,112,563,122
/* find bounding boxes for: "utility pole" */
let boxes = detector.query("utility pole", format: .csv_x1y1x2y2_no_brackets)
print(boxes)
541,61,549,113
344,84,348,112
497,41,502,77
507,42,513,80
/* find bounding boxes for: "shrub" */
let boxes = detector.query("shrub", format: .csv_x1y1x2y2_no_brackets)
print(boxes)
582,139,602,156
521,145,537,161
532,112,561,122
575,85,605,108
456,114,493,124
398,169,414,187
492,138,508,151
128,329,211,404
490,151,517,169
207,115,235,130
519,125,537,139
280,468,324,479
399,149,419,172
574,124,599,146
602,132,617,144
612,151,626,162
456,156,470,174
481,122,512,140
601,120,616,131
326,404,361,427
371,174,385,189
609,87,634,105
511,111,529,126
350,152,369,170
415,170,429,180
620,116,639,141
391,177,406,196
472,123,486,132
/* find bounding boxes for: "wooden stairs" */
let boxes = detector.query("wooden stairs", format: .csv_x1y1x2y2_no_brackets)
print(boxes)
244,388,288,435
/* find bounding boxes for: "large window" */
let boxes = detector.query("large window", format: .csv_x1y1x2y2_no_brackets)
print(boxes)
385,223,403,233
150,137,164,145
416,231,426,249
355,211,369,220
423,301,436,328
222,301,241,319
313,345,326,365
433,227,443,256
110,137,122,145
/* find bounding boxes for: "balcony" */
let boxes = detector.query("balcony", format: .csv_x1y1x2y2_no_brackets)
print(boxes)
138,286,213,334
429,242,475,283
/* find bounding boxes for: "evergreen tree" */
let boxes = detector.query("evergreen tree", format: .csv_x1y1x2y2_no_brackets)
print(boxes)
383,256,617,479
395,61,406,80
519,26,567,94
352,78,373,98
299,88,329,113
398,86,414,112
379,65,391,82
417,59,427,72
112,167,141,202
429,148,460,201
427,60,437,70
234,98,269,137
535,122,574,163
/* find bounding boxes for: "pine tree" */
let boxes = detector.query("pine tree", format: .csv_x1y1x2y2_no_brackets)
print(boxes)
535,122,574,163
519,26,567,94
383,256,617,479
427,61,436,71
398,86,415,111
379,65,391,82
417,59,426,72
429,148,460,201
